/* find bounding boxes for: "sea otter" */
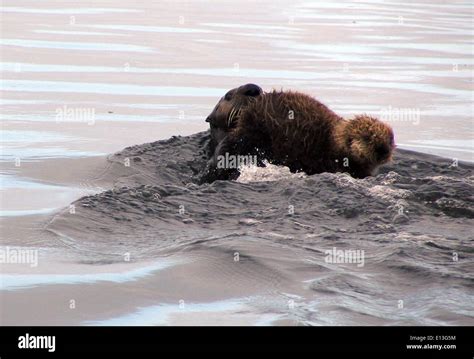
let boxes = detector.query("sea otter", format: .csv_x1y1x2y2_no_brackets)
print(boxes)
200,87,395,183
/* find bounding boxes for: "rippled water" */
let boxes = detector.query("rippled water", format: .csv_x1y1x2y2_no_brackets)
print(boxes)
41,131,473,326
0,0,473,326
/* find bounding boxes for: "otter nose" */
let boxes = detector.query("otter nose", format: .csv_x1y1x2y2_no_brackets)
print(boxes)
375,145,390,159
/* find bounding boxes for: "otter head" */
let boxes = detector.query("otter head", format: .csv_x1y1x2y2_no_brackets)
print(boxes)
344,115,395,171
206,83,263,149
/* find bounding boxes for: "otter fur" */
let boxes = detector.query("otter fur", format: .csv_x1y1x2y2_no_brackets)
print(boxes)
200,88,395,182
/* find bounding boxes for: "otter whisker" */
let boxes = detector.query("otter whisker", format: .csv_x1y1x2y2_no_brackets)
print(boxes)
227,107,234,127
228,106,242,127
228,106,237,127
235,108,242,121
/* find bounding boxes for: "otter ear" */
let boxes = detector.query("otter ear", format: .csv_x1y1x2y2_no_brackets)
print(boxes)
239,83,263,97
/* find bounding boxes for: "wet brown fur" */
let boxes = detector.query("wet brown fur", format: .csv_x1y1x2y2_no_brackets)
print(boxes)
202,89,395,182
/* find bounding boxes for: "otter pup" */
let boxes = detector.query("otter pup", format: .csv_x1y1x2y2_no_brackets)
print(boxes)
206,83,263,152
200,88,395,183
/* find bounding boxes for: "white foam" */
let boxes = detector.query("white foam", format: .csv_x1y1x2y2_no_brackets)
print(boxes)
237,162,306,183
331,172,411,203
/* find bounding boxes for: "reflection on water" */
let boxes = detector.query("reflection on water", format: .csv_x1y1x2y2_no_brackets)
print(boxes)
1,113,202,123
82,24,215,34
1,80,225,97
1,39,154,53
1,130,80,143
2,61,437,81
0,174,103,216
88,298,279,326
1,174,67,188
0,259,179,290
0,208,57,217
0,146,105,160
2,7,142,14
34,30,131,37
0,130,104,161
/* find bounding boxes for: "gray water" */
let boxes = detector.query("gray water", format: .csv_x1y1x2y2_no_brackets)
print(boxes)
1,0,473,326
43,131,474,325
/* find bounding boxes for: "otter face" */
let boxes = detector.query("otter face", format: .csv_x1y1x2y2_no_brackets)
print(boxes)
206,83,263,149
347,115,395,166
